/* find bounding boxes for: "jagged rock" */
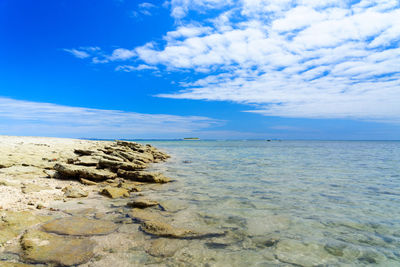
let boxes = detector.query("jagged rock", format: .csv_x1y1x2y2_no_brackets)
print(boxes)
74,156,99,166
0,211,51,246
54,163,117,181
42,217,118,236
21,229,96,266
100,186,129,198
119,182,141,192
117,170,171,183
127,198,159,209
98,159,146,171
99,154,126,162
74,149,95,156
80,178,98,185
62,186,88,198
116,140,145,152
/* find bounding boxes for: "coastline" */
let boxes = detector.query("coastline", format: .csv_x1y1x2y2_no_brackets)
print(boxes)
0,135,211,266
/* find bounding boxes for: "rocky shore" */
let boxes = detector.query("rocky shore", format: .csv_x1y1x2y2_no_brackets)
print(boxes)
0,136,222,266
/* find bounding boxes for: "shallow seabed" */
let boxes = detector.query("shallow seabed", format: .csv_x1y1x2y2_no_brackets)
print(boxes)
132,140,400,266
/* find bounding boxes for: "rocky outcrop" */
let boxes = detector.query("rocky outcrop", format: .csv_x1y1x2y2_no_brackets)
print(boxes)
21,229,96,266
98,159,146,171
54,163,117,181
118,170,171,183
42,217,118,236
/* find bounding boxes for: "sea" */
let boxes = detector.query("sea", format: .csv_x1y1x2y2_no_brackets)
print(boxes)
135,140,400,266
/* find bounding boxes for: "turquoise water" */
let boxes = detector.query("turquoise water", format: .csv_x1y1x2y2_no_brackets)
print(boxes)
140,140,400,266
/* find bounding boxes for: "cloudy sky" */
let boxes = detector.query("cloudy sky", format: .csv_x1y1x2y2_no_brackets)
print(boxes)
0,0,399,139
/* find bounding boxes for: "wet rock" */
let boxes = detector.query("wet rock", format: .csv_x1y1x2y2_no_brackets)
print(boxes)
74,149,95,156
65,208,97,217
140,219,196,238
80,178,98,185
127,198,159,209
118,170,171,183
0,211,51,246
275,239,336,266
62,186,88,198
146,238,185,257
21,229,96,266
42,217,118,236
119,182,141,192
54,163,117,181
100,186,130,198
98,159,146,171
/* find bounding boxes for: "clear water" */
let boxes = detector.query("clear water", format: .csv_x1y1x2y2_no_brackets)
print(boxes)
139,140,400,266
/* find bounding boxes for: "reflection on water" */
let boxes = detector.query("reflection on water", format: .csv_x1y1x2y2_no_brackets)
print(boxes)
138,140,400,266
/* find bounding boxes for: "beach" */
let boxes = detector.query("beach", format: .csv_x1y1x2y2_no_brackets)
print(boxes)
1,137,400,266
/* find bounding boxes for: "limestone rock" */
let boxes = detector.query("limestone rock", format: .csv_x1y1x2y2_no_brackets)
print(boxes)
21,229,95,266
80,178,98,185
74,156,99,166
0,211,51,246
117,170,171,183
62,186,88,198
127,198,159,209
274,239,336,266
98,159,146,171
146,238,185,257
42,217,118,236
100,186,129,198
54,163,117,181
74,149,95,156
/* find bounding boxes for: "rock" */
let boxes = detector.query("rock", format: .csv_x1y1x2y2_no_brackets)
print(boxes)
43,169,57,178
98,159,146,171
64,208,97,217
146,238,185,257
80,177,98,185
1,262,36,267
42,217,118,236
21,229,95,266
74,149,95,156
100,154,125,162
100,186,129,198
74,156,99,166
140,220,197,238
54,163,117,181
119,182,141,192
0,211,51,246
274,239,336,266
117,170,171,183
21,184,51,194
62,186,88,198
127,198,159,209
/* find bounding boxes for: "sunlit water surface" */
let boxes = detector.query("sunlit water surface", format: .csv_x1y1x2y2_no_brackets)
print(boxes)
135,140,400,266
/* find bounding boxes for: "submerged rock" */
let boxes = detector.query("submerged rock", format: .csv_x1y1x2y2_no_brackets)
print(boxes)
127,198,159,209
100,186,130,198
54,163,117,181
42,217,118,236
274,239,336,266
0,211,51,246
117,170,171,183
21,229,96,266
146,238,186,257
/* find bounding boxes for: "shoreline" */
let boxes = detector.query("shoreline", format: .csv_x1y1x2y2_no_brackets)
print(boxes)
0,135,212,266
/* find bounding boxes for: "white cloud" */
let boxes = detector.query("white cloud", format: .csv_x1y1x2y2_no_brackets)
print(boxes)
115,64,158,72
63,49,90,59
0,97,220,138
133,0,400,122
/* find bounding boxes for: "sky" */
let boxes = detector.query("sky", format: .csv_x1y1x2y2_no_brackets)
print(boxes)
0,0,400,140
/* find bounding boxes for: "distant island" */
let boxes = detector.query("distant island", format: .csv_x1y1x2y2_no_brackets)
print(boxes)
183,137,200,140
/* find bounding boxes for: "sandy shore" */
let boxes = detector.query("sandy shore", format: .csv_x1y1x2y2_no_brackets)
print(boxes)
0,135,211,266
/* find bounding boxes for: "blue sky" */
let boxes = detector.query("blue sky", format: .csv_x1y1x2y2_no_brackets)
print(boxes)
1,0,400,139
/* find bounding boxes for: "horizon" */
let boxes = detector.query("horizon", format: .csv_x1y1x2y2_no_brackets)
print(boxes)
1,0,400,140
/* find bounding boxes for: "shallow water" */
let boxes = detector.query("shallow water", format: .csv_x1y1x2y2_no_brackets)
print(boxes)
136,140,400,266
